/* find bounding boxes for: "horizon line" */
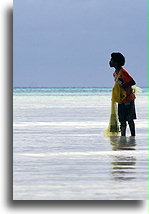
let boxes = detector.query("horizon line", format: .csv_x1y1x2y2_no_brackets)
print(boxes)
13,86,148,88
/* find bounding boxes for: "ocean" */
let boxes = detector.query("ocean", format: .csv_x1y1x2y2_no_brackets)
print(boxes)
13,87,148,200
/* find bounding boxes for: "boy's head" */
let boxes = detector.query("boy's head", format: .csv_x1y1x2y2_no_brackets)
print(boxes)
109,52,125,68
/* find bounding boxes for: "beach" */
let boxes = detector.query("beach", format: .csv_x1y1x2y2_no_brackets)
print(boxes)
13,88,148,200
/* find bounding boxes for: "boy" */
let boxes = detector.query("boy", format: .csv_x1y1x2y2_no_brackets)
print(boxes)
109,52,136,136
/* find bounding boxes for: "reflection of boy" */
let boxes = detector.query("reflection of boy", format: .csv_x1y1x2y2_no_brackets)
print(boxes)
109,52,136,136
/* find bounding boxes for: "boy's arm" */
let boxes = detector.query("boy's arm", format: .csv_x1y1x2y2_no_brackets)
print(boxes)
118,70,136,89
122,79,136,89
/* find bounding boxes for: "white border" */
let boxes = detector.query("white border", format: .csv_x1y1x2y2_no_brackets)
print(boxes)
0,0,147,213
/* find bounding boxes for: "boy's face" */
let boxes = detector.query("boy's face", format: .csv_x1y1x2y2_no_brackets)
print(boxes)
109,58,117,68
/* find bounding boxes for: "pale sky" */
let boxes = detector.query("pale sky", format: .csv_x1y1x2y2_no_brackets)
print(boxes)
13,0,147,87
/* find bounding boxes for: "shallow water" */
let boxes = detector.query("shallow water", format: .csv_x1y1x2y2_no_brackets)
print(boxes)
13,88,148,200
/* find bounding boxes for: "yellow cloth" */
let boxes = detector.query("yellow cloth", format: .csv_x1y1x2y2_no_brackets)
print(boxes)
104,73,126,136
112,74,126,103
104,101,120,136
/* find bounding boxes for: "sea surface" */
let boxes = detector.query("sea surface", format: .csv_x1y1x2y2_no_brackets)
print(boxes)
13,87,148,200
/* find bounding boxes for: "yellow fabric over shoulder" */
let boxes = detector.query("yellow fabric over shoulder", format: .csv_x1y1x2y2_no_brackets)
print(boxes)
104,73,126,137
112,82,126,103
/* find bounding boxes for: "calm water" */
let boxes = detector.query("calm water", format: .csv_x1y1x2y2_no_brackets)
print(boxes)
13,88,148,200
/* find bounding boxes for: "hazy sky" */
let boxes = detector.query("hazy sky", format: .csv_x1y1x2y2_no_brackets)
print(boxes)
13,0,147,87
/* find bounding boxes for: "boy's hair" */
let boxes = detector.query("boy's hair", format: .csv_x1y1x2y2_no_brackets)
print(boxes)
111,52,125,66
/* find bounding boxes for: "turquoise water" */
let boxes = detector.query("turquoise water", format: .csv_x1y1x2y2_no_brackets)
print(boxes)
13,87,147,91
13,87,148,97
13,87,148,200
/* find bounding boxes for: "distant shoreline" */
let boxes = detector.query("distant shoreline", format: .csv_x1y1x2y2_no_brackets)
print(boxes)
13,86,148,89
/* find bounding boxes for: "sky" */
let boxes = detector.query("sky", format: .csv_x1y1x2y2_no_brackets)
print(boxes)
13,0,147,87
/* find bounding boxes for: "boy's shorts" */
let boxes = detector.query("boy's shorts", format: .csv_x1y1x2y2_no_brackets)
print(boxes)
118,100,137,122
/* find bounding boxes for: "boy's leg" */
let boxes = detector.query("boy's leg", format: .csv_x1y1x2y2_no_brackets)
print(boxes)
128,120,135,136
120,121,127,136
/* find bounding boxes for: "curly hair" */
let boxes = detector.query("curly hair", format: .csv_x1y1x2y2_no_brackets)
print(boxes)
111,52,125,66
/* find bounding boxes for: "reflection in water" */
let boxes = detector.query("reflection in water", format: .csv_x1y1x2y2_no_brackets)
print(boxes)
109,136,136,181
110,136,136,151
